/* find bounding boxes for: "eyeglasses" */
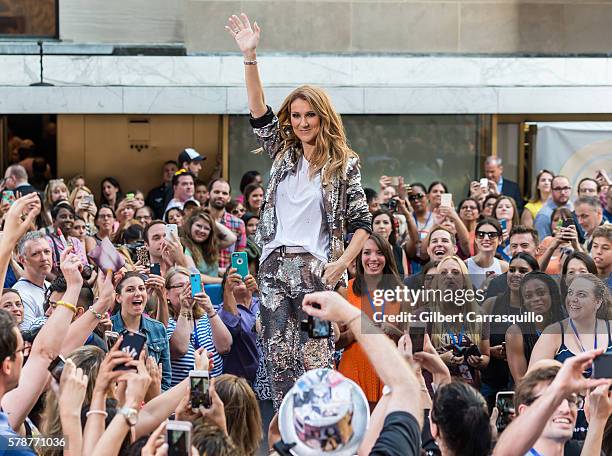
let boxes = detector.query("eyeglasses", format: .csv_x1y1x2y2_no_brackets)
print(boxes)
476,230,500,240
524,392,584,409
408,193,425,201
552,186,572,192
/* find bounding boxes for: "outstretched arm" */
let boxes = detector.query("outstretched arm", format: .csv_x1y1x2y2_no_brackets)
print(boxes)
226,14,267,118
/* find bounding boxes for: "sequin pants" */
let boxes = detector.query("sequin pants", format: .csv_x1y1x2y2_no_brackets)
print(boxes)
259,250,335,410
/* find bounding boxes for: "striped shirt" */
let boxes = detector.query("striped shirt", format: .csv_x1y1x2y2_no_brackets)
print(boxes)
167,316,223,386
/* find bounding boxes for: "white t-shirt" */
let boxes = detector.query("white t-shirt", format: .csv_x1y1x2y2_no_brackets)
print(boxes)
466,257,503,290
13,278,49,330
261,156,329,263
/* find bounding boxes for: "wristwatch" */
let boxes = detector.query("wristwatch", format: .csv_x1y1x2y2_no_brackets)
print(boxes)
118,407,138,426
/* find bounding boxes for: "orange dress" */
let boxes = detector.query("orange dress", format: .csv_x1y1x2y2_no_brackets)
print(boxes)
338,278,401,403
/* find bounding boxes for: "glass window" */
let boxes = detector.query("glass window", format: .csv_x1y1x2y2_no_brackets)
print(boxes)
0,0,58,38
229,114,485,199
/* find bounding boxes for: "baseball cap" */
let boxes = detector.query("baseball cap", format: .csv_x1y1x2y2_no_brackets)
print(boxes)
278,368,369,455
178,148,205,165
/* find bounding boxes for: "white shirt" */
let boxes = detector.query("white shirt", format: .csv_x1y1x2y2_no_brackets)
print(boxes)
261,156,329,263
13,278,49,330
466,257,503,290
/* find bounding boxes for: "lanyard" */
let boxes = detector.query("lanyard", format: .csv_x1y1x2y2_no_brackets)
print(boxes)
366,289,384,317
569,318,597,352
414,211,432,231
528,449,542,456
445,323,464,348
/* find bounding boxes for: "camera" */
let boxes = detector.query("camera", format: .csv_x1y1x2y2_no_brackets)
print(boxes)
453,344,481,358
387,199,398,212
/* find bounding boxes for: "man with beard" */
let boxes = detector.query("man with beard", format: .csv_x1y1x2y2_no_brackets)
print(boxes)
534,176,573,239
207,178,246,271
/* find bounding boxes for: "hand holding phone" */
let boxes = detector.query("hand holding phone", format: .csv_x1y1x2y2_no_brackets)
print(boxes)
48,355,66,383
190,273,203,297
189,370,211,409
149,263,161,276
495,391,515,432
165,224,178,241
409,324,426,353
166,420,192,456
231,252,249,278
114,332,147,371
440,193,453,208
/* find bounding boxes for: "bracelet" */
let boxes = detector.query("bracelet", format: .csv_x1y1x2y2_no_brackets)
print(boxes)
56,300,77,314
244,60,257,65
207,311,218,320
86,410,108,418
89,307,105,320
345,313,361,327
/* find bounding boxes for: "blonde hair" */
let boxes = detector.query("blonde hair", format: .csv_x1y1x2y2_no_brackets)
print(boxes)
44,179,69,211
276,85,357,185
68,185,93,209
164,266,205,320
40,346,106,456
429,256,482,347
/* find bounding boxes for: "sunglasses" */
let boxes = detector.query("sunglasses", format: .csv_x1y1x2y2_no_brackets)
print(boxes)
476,230,500,240
524,392,584,409
408,193,425,201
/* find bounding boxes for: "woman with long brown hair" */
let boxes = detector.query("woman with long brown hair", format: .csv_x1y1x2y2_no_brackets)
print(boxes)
227,14,372,409
337,233,405,409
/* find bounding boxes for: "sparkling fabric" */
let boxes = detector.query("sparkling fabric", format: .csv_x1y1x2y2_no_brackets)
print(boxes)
259,250,335,410
251,106,372,289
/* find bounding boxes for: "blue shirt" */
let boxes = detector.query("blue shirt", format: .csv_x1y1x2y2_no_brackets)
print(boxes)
110,312,172,390
497,176,503,195
0,411,35,455
534,198,573,239
218,296,260,383
604,208,612,224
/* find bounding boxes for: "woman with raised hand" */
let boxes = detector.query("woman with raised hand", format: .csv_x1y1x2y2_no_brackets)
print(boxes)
226,13,371,409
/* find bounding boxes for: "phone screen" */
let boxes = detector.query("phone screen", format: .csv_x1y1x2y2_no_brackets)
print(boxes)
593,353,612,379
495,392,515,432
104,331,120,351
149,263,161,276
48,355,66,382
189,372,210,408
115,332,146,371
409,326,425,353
167,428,190,456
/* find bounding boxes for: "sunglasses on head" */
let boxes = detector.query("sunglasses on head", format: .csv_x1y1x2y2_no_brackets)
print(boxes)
408,193,425,201
476,230,500,240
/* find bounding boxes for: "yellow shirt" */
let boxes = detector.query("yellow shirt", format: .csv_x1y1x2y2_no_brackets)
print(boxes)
524,200,544,219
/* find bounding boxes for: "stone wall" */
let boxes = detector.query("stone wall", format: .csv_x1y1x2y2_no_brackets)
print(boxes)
59,1,612,55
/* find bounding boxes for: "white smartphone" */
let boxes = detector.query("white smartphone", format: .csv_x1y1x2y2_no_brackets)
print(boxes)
479,178,489,189
440,193,453,207
166,420,192,456
165,223,178,241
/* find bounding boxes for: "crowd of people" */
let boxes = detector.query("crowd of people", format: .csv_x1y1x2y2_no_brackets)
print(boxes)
0,12,610,456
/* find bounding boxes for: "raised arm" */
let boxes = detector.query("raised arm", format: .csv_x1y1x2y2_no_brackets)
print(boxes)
215,221,237,250
226,14,267,118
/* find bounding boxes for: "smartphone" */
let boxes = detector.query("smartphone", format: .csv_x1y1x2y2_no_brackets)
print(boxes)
115,331,147,371
190,273,202,297
556,218,564,229
1,190,15,206
189,370,210,409
149,263,161,276
126,192,135,200
48,355,66,383
83,194,94,205
500,219,507,231
165,224,178,241
495,391,515,432
562,218,575,228
440,193,453,207
409,325,426,353
592,353,612,379
136,246,150,267
387,199,398,212
166,420,192,456
300,303,331,339
231,251,249,278
390,176,400,187
104,331,120,351
479,178,489,189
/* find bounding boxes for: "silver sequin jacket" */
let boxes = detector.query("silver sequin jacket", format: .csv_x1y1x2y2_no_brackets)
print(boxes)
250,106,372,266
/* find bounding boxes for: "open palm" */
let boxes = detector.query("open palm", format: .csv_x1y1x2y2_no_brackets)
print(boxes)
226,13,260,55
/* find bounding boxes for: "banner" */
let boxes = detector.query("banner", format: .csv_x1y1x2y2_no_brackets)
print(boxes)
535,122,612,199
